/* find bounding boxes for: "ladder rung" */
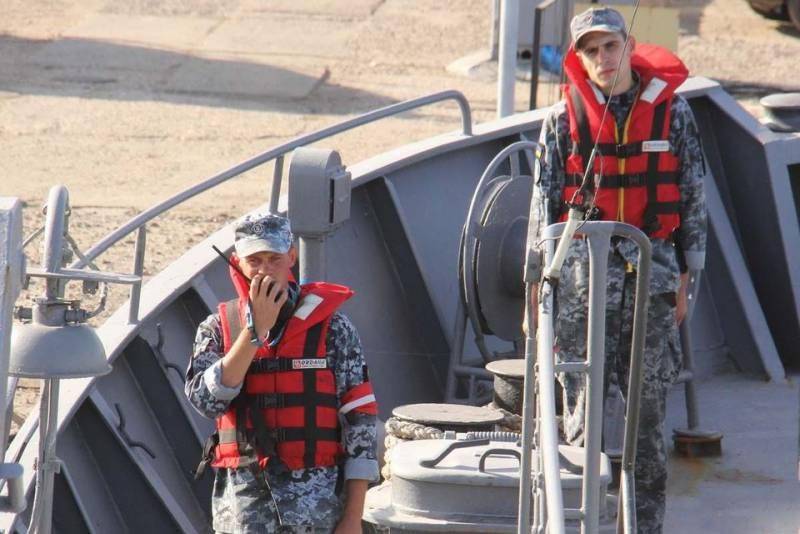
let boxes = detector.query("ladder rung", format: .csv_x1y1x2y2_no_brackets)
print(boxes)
675,369,693,384
554,362,589,373
563,508,585,520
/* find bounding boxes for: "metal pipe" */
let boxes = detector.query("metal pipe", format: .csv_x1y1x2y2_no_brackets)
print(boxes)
529,5,543,111
42,187,69,299
680,313,699,429
583,232,612,534
40,379,59,534
534,278,566,534
445,299,468,402
517,282,537,534
269,156,284,214
128,226,147,324
497,0,519,118
681,270,702,429
71,91,473,271
0,199,23,457
28,379,59,534
299,237,325,285
616,226,652,534
490,0,501,59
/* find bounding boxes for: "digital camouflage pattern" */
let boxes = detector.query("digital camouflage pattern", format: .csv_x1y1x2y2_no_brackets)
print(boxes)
234,211,294,257
570,6,628,46
555,249,682,534
531,77,707,534
186,307,378,534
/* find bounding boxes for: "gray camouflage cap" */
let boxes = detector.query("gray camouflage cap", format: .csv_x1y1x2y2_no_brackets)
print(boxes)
234,212,293,257
570,7,627,48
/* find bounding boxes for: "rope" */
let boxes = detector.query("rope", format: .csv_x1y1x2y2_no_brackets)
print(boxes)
486,402,523,433
381,417,444,479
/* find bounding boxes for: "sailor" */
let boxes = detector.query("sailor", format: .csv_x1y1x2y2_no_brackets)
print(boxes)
185,211,378,533
529,7,707,533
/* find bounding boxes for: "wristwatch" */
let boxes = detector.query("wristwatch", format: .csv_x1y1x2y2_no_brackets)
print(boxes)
245,299,268,347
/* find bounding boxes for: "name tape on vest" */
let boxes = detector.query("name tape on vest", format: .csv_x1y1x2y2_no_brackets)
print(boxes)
294,294,324,320
292,358,328,370
641,140,671,153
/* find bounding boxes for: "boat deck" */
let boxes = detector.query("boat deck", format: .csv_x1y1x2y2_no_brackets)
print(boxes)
665,371,799,533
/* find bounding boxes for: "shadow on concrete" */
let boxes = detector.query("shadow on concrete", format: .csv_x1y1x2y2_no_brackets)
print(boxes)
0,34,399,114
775,21,800,38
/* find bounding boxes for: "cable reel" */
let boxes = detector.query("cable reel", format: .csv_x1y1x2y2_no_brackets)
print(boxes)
459,171,533,359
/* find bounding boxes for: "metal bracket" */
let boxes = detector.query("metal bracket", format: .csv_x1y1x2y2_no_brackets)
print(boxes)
114,403,156,459
154,324,185,383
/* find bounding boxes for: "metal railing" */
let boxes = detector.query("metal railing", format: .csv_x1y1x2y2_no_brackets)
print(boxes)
61,90,472,323
518,221,652,534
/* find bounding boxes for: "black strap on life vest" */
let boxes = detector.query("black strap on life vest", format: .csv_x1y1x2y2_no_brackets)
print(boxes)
218,426,340,445
302,322,324,467
571,89,596,195
642,101,673,235
247,394,283,467
251,392,337,409
565,171,678,188
194,432,219,480
594,141,644,158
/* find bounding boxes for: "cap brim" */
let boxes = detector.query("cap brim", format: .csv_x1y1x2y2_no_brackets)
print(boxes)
574,25,625,48
235,238,289,258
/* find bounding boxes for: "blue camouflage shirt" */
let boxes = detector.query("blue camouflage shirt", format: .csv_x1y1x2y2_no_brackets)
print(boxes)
185,287,378,533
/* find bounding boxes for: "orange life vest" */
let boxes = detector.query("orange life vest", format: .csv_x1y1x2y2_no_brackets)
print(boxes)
560,43,689,239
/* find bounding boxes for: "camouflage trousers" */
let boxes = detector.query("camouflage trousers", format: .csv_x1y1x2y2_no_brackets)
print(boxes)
554,249,682,534
212,466,340,534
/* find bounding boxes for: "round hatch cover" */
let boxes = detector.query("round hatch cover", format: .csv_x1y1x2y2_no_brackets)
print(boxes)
392,403,504,428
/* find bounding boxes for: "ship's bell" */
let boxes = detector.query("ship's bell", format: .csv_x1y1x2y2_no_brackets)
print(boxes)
9,322,111,379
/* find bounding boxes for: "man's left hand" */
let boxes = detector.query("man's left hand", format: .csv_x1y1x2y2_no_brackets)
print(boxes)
333,515,362,534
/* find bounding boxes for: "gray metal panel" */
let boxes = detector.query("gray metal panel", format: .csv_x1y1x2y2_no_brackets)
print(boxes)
379,136,525,362
138,295,216,444
689,90,800,368
52,418,126,532
91,356,208,532
325,185,445,418
687,275,730,379
701,175,783,379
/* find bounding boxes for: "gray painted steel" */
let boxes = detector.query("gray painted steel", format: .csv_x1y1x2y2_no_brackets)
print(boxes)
364,439,614,533
0,198,26,515
0,78,798,532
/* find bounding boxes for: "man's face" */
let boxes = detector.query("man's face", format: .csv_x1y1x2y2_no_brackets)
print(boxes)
240,247,297,288
576,32,634,96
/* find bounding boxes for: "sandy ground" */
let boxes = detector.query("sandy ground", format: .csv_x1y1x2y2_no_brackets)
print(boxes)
3,0,799,433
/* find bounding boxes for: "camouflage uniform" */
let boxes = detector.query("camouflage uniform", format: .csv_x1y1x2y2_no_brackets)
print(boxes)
530,77,707,533
185,283,379,534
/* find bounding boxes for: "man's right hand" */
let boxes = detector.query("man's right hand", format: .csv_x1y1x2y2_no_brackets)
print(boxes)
249,274,289,340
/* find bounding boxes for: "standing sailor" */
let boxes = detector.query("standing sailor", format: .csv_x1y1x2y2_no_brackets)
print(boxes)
529,7,707,533
186,212,378,533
